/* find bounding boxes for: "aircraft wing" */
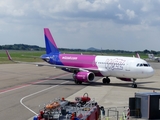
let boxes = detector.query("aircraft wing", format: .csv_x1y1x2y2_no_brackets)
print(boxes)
6,50,42,65
39,64,100,73
6,50,100,72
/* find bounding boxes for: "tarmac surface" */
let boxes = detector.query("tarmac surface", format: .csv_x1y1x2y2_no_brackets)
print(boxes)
0,62,160,120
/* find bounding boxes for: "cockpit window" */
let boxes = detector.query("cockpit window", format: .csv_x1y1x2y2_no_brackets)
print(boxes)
137,63,151,67
143,64,148,66
140,64,143,66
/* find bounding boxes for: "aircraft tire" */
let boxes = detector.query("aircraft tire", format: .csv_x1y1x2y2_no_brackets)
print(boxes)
78,81,82,84
106,78,110,84
75,80,82,84
102,78,107,84
132,84,137,88
102,78,110,84
75,80,78,84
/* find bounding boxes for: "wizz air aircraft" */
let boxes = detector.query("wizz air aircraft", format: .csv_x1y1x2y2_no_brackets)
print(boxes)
6,28,154,88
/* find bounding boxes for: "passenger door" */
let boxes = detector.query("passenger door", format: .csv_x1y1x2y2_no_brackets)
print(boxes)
125,60,130,71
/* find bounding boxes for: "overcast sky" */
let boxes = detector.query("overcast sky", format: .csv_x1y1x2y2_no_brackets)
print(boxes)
0,0,160,51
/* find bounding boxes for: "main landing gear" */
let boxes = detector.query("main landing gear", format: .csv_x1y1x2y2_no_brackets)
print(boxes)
132,79,137,88
102,77,110,84
74,79,82,85
73,71,82,85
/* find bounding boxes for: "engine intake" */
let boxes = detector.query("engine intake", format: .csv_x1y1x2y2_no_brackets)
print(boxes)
73,71,95,82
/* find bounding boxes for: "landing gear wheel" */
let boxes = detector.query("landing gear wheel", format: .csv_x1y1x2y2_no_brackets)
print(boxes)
78,81,82,84
131,78,137,88
102,77,110,84
102,78,107,84
75,80,78,84
106,78,110,84
132,84,137,88
75,80,82,84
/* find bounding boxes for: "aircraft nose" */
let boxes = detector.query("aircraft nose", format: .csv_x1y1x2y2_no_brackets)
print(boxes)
146,67,154,77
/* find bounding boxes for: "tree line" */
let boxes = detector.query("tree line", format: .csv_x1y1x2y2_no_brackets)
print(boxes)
0,44,45,51
0,44,160,55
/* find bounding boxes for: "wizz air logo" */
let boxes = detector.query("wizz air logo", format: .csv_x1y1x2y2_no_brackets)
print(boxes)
105,58,126,70
62,56,77,60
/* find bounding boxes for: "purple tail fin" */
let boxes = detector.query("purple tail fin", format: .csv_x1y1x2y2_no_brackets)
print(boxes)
44,28,60,54
136,53,140,58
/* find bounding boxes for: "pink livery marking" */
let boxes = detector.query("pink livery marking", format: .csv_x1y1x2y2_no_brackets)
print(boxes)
44,28,57,48
59,54,98,68
62,56,78,60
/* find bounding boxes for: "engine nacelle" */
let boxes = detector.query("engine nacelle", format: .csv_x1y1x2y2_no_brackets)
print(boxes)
117,77,132,81
73,71,95,82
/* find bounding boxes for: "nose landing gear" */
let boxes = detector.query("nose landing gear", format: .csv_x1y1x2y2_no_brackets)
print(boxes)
132,79,137,88
132,83,137,88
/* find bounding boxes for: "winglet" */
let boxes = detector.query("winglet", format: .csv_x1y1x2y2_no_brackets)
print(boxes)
5,50,12,61
136,53,140,58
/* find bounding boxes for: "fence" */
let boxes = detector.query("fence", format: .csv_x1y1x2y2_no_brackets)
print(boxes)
100,106,141,120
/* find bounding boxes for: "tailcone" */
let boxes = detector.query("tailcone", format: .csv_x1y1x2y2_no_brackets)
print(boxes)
40,54,50,62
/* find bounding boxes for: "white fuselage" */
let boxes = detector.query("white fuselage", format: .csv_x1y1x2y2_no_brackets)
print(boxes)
95,56,154,79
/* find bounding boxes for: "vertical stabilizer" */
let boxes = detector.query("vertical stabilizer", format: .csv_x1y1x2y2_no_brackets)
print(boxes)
44,28,60,54
136,53,140,58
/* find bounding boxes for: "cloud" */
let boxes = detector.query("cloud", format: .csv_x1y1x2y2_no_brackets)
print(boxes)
115,14,123,20
0,0,160,51
126,9,136,19
0,1,27,17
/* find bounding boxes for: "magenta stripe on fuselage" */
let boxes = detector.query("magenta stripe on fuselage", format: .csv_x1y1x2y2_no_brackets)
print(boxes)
59,54,97,68
44,28,58,48
59,54,103,76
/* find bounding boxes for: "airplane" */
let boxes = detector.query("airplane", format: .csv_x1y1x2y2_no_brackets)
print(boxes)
6,28,154,88
148,54,160,62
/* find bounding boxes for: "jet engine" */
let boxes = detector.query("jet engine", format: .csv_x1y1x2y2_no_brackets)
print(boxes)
73,71,95,82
